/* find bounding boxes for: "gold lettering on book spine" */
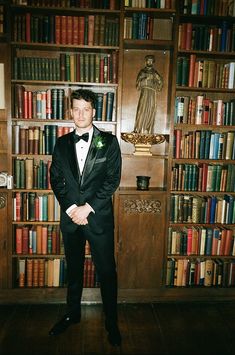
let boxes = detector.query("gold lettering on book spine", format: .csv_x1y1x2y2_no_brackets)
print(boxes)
124,199,161,214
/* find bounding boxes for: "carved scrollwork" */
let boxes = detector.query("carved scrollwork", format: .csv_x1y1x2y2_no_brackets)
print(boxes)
0,193,7,209
124,199,161,214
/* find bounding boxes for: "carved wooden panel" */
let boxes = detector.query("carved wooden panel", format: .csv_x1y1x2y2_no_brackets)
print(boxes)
117,192,166,289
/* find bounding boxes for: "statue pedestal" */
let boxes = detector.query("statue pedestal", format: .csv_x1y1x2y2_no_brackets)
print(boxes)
133,143,152,156
121,132,166,156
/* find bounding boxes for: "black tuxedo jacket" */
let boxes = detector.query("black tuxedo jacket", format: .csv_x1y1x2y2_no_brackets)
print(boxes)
50,125,122,235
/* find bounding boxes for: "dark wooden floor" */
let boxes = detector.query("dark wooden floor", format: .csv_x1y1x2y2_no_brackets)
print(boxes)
0,302,235,355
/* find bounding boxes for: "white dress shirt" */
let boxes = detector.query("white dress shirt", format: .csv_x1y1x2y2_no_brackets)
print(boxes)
66,127,94,216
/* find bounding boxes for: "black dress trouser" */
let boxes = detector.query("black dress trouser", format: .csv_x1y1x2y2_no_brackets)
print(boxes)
62,225,118,323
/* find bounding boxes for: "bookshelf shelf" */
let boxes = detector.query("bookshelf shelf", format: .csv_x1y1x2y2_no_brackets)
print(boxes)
172,159,235,163
168,255,235,259
10,5,121,15
174,124,235,130
171,191,235,195
178,50,235,58
170,223,235,227
176,87,235,93
11,42,120,51
11,80,119,87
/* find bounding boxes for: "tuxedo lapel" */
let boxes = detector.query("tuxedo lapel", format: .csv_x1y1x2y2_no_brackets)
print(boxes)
67,132,81,183
80,126,100,186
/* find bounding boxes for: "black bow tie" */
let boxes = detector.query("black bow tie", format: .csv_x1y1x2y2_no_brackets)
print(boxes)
74,132,89,143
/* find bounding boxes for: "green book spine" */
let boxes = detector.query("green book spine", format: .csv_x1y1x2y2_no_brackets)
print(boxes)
42,195,48,221
215,165,222,191
20,159,25,189
95,93,103,121
106,92,114,121
28,192,36,222
65,54,71,81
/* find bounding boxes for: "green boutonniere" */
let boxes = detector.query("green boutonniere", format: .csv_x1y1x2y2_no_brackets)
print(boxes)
94,135,106,149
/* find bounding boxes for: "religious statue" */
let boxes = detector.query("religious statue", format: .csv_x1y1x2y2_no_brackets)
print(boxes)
133,55,163,134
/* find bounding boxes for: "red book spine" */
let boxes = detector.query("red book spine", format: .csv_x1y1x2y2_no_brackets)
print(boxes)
36,225,42,254
67,16,73,45
24,91,28,119
188,54,196,87
187,228,192,255
72,16,79,45
51,228,57,254
185,23,192,50
15,192,22,222
110,0,116,9
35,196,39,221
78,16,85,45
28,91,32,119
224,229,233,255
174,129,182,159
41,226,48,255
202,98,210,124
219,229,227,255
22,226,29,254
26,13,31,43
55,15,61,44
88,15,94,46
16,226,23,254
61,16,67,45
180,23,187,50
201,163,208,191
47,161,52,190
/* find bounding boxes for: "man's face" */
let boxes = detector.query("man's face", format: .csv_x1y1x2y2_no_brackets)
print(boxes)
71,98,95,131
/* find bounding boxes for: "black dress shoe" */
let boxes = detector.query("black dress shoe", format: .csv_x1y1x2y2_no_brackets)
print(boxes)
105,321,122,346
49,314,80,336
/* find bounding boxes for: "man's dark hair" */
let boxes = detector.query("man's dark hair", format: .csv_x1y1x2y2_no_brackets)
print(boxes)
71,89,96,109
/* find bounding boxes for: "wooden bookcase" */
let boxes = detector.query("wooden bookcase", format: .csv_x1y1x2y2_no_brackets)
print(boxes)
0,0,235,303
166,1,235,292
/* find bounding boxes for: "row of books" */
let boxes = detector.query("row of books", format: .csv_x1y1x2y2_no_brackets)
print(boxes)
14,86,115,122
178,22,235,53
171,163,235,192
179,0,235,16
166,258,235,287
174,96,235,126
13,125,73,155
17,257,99,288
174,130,235,160
176,56,235,89
13,192,60,222
15,225,92,256
14,51,118,84
12,0,117,8
13,13,119,47
15,225,63,255
168,227,235,256
124,0,173,8
123,15,172,40
170,194,235,224
14,158,52,189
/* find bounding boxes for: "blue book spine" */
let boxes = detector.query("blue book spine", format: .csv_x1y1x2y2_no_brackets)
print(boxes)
213,132,220,159
205,228,213,255
210,196,217,223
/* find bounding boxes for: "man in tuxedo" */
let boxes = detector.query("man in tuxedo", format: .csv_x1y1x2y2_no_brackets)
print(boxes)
49,89,122,346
